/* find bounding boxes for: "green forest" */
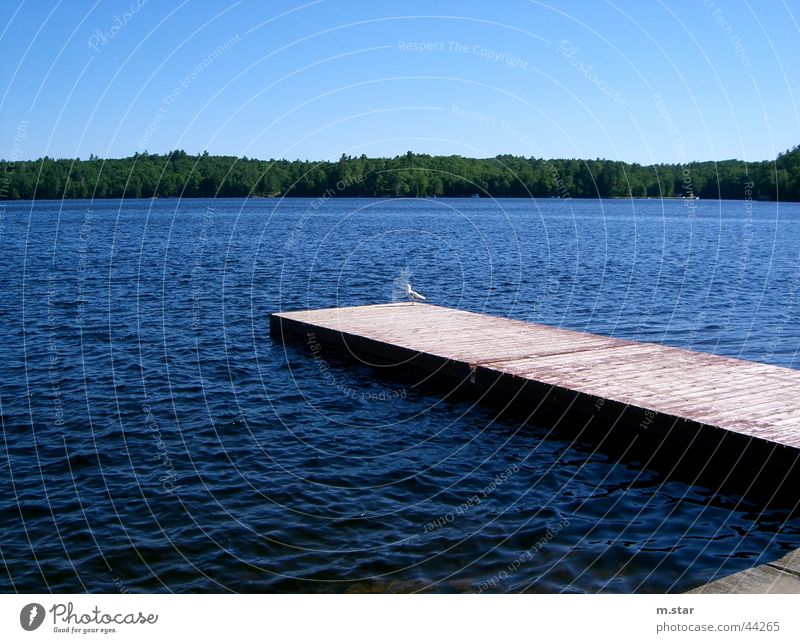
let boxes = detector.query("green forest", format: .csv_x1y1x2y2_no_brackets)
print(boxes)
2,146,799,201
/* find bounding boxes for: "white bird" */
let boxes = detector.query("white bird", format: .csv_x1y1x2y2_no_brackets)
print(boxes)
405,283,426,303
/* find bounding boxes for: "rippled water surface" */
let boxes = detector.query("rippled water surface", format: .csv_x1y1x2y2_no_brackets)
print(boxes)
1,197,799,593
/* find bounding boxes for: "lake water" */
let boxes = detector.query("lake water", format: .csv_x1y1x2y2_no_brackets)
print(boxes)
1,196,799,593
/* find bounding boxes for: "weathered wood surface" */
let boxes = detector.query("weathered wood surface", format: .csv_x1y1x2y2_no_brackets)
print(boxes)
688,549,800,593
271,303,800,453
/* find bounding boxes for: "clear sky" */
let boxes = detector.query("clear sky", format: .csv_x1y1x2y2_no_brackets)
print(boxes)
1,0,799,164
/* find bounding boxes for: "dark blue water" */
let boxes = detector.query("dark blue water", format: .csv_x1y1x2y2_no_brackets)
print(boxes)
1,197,799,593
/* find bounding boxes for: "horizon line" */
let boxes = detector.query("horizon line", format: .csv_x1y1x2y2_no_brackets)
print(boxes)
3,147,795,166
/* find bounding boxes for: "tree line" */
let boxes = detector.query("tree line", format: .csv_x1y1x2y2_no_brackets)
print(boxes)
2,146,799,201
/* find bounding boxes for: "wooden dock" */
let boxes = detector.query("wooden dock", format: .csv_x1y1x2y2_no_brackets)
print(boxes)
271,303,800,496
688,548,800,594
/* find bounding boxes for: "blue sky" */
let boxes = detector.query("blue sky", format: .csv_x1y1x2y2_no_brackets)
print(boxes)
1,0,799,163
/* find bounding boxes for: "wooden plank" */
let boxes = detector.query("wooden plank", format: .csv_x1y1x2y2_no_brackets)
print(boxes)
687,548,800,594
271,303,800,453
773,549,800,574
687,565,800,594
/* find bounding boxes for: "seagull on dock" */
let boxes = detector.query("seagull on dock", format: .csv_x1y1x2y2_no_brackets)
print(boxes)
405,283,426,303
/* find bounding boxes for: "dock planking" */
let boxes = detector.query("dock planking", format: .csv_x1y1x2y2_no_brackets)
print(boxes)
271,302,800,495
688,548,800,594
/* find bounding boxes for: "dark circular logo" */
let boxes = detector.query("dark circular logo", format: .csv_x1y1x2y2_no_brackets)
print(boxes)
20,603,45,631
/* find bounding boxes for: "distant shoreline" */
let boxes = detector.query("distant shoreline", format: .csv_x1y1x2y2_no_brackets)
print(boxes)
5,195,778,203
2,148,797,201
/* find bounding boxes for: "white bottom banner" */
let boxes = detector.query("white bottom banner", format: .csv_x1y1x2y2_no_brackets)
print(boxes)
1,594,797,642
